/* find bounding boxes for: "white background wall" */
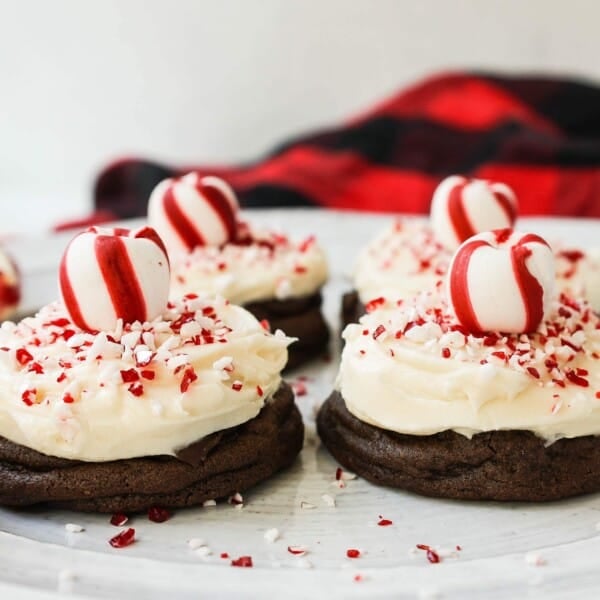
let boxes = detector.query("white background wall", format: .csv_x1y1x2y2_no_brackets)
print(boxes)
1,0,598,233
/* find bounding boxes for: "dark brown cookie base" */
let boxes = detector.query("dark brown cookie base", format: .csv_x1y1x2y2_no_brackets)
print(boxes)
245,292,330,370
0,383,303,513
317,391,600,502
341,290,364,330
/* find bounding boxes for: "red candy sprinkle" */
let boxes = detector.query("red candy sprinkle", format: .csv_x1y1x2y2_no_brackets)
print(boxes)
56,372,67,383
21,389,37,406
16,348,33,365
28,362,44,374
377,518,393,527
148,506,171,523
110,513,129,527
120,368,139,383
232,382,243,392
63,393,75,404
527,367,540,379
417,544,441,564
372,324,386,340
565,370,589,387
260,319,271,332
109,528,136,549
128,382,144,397
335,467,343,481
256,385,263,397
231,556,253,567
441,347,451,359
220,552,229,559
180,367,198,393
365,297,385,313
346,549,361,558
141,370,155,380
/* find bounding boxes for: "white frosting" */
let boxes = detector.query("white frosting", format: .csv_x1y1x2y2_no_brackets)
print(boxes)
0,296,291,461
338,292,600,441
354,219,600,312
170,228,328,305
354,220,449,305
0,247,20,320
430,175,517,250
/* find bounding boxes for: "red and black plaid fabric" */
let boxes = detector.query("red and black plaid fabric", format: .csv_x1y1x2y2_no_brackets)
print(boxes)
93,72,600,222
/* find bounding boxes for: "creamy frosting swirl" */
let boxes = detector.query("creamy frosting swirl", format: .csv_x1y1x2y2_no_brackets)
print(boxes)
170,226,328,305
338,291,600,441
0,295,292,461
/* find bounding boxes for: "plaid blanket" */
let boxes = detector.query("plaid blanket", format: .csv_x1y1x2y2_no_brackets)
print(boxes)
92,72,600,222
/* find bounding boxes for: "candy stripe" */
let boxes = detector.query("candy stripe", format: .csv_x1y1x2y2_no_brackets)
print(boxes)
448,239,488,333
59,243,91,331
447,181,476,243
492,189,517,225
512,234,549,332
197,181,237,241
163,186,206,251
95,235,147,324
134,226,170,265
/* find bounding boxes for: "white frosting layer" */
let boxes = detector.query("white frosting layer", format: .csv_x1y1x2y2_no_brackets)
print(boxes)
354,220,449,305
170,227,328,305
339,292,600,441
354,219,600,311
0,247,20,320
0,296,292,461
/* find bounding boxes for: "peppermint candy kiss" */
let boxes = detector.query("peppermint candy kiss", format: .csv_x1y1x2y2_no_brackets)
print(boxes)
148,172,239,260
431,175,517,250
448,229,555,334
59,226,170,332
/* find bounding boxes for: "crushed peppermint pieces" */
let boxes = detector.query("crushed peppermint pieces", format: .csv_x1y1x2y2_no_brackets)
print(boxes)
110,513,129,527
264,528,280,543
416,544,441,564
228,492,244,507
231,555,253,568
377,518,393,527
346,548,361,559
287,546,307,556
147,506,171,523
109,528,136,549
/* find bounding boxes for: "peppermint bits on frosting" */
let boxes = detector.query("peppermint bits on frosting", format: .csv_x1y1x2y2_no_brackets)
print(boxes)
448,229,555,334
430,175,517,250
148,172,239,260
59,226,170,332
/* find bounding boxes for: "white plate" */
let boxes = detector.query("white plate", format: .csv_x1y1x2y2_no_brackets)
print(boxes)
2,210,600,599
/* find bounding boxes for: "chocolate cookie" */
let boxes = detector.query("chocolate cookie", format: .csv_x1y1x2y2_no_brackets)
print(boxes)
245,292,330,370
340,290,363,330
317,391,600,502
0,382,303,513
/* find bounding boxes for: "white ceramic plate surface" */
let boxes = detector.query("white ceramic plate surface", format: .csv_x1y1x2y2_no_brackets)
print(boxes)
2,210,600,600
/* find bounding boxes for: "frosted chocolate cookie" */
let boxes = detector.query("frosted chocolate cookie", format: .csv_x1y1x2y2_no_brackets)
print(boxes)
321,229,600,501
148,173,329,368
0,226,301,512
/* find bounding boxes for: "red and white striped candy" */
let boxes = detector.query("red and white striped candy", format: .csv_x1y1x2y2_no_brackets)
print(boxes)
0,247,20,320
148,172,239,260
431,175,517,250
59,226,170,332
447,229,555,334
